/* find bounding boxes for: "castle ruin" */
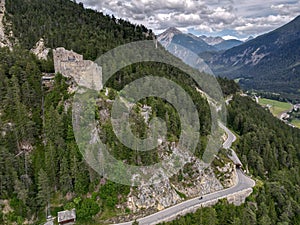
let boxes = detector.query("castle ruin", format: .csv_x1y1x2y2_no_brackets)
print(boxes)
53,47,103,91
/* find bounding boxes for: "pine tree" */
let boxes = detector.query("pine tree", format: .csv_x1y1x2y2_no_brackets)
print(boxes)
45,142,58,190
37,168,50,207
59,155,73,194
0,146,17,197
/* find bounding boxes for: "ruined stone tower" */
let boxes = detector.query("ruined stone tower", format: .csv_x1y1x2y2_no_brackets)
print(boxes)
53,47,103,91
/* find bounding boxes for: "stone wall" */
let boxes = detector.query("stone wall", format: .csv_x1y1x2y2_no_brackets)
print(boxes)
53,47,103,91
226,188,253,206
151,186,253,225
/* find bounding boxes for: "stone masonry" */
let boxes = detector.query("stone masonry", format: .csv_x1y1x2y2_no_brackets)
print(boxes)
53,47,103,90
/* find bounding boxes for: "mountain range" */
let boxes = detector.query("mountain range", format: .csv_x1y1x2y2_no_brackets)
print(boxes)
206,15,300,101
157,27,217,54
157,27,243,53
199,35,244,51
158,16,300,101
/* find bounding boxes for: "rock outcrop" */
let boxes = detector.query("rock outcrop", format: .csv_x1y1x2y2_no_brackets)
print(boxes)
31,38,50,60
0,0,12,49
172,159,223,198
215,162,237,188
120,105,233,216
125,142,224,215
127,179,182,212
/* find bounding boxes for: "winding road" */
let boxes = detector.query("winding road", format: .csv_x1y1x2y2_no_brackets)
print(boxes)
219,122,237,149
115,124,255,225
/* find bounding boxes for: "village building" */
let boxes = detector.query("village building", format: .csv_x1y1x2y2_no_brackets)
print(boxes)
57,209,76,225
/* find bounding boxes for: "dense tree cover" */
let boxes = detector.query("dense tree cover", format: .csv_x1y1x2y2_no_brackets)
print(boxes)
228,95,300,224
216,77,240,96
1,0,299,224
0,48,212,223
5,0,152,61
161,94,300,225
101,62,212,165
229,96,300,175
0,47,137,223
0,1,213,223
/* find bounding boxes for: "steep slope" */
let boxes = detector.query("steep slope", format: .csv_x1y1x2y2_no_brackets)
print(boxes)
0,0,12,48
158,27,217,54
214,39,243,51
1,1,299,222
199,35,224,46
5,0,152,60
0,1,233,224
163,94,300,225
199,35,243,51
207,15,300,100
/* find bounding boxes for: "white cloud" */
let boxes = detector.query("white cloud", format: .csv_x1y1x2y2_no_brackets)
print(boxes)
233,14,293,35
195,24,214,33
271,2,300,15
222,35,239,40
80,0,300,38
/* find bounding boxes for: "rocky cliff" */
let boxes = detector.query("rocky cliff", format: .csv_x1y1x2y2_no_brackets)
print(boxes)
0,0,12,49
30,38,50,60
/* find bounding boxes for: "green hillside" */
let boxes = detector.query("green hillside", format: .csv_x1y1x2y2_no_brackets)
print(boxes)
162,95,300,225
5,0,152,60
0,0,212,224
0,0,300,225
258,98,293,118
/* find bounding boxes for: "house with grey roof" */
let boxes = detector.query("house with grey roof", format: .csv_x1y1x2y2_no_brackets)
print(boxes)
57,209,76,225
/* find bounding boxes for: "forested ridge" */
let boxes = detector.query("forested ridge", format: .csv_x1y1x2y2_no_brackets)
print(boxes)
5,0,152,60
0,49,213,224
161,94,300,225
0,0,212,224
0,0,300,224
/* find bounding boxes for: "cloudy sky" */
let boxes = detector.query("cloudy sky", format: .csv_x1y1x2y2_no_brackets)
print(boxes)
80,0,300,40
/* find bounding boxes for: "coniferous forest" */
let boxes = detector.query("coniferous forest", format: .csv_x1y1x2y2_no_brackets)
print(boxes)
0,0,299,224
161,94,300,225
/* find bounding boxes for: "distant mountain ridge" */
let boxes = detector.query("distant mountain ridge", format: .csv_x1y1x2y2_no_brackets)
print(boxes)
157,27,217,54
206,15,300,101
158,17,300,101
157,28,243,53
213,39,243,51
199,35,224,45
199,35,243,51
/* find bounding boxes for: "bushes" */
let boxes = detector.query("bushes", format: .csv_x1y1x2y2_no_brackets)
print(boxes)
99,181,130,209
76,198,100,221
64,197,100,221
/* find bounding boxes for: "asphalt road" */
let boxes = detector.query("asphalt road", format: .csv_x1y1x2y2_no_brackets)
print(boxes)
219,122,237,149
115,124,255,225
